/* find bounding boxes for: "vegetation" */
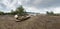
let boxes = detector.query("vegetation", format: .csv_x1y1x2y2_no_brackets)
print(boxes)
0,11,4,15
46,11,54,15
10,5,27,16
15,6,27,16
46,11,60,16
0,5,27,16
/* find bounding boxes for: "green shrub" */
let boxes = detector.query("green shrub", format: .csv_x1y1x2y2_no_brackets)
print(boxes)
46,11,54,15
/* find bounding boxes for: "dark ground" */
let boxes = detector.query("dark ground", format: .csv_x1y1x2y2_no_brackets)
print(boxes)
0,15,60,29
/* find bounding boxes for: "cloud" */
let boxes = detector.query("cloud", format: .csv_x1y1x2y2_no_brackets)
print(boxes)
21,0,60,8
0,0,21,12
21,0,60,13
0,0,60,13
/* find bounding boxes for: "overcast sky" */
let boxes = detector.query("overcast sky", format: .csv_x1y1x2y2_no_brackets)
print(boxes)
0,0,60,14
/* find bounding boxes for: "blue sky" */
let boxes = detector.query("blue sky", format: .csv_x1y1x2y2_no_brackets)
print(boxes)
0,0,60,14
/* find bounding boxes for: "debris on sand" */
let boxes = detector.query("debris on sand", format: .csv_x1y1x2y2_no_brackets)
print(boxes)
15,15,31,22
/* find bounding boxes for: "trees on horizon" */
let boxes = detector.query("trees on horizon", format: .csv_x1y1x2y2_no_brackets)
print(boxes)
0,5,27,15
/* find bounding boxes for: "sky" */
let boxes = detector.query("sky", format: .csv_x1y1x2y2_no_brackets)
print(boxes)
0,0,60,14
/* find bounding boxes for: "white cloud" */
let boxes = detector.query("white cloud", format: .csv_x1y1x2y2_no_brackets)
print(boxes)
0,0,22,12
53,7,60,13
0,0,60,13
24,6,40,13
